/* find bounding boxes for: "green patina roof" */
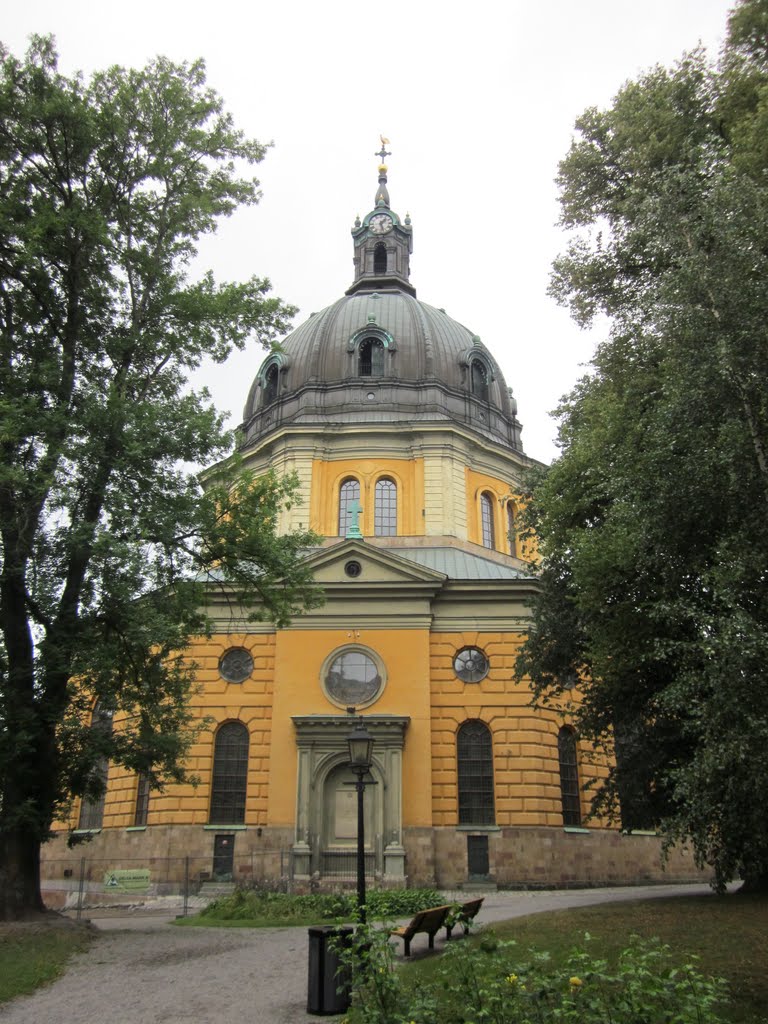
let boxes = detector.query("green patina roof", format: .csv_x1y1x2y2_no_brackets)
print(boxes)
393,547,534,581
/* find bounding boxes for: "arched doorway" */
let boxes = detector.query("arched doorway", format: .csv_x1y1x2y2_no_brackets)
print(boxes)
291,715,409,883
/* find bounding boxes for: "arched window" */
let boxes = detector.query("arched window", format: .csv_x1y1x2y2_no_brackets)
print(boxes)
210,721,249,825
457,720,495,825
480,492,495,549
78,703,113,830
134,772,150,827
506,501,516,556
470,359,489,402
373,242,387,274
558,727,581,827
359,337,385,377
263,364,279,405
338,478,361,536
374,477,397,536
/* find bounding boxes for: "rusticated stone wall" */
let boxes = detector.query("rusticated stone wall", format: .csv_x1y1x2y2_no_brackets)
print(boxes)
427,826,710,890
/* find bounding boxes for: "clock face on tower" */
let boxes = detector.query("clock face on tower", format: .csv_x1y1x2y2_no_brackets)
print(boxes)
369,213,393,235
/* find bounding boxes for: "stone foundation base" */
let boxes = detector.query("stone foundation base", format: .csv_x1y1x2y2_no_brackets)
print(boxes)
39,823,711,908
418,826,710,889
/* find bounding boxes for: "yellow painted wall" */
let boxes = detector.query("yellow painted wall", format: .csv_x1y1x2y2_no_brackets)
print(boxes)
77,625,604,837
430,631,604,828
310,458,425,537
465,468,522,557
267,626,434,828
81,633,277,831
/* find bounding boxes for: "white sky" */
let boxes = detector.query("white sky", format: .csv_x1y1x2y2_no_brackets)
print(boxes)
4,0,735,464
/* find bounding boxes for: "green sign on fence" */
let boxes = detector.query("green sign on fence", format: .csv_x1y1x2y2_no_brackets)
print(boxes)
103,869,151,892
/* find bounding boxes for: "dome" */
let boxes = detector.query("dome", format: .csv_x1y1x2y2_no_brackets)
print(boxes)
239,162,523,453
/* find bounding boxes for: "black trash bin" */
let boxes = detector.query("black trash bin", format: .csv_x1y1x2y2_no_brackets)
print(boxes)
307,925,354,1015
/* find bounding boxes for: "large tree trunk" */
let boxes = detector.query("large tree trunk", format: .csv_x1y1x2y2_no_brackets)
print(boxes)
0,828,44,920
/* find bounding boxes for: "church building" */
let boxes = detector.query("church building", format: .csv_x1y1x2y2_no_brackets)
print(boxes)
45,150,704,898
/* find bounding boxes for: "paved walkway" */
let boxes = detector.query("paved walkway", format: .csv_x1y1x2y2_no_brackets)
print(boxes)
1,884,719,1024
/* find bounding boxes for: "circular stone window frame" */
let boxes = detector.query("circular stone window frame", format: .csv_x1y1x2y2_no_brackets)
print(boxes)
320,644,387,711
453,646,490,684
218,646,255,684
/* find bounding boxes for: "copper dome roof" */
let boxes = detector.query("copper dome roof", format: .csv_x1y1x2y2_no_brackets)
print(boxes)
239,162,523,452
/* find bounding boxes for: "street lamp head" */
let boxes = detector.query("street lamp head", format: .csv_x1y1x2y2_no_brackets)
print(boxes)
347,716,374,775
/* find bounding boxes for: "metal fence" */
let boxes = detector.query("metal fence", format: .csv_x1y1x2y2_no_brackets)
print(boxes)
41,852,298,919
41,849,389,918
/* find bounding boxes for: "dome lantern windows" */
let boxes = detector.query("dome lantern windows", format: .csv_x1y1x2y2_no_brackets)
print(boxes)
373,242,387,275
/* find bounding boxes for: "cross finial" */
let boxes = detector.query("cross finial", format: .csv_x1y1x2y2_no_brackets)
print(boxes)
376,135,391,165
345,498,363,539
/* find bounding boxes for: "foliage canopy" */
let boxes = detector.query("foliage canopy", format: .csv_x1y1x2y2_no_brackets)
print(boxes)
515,0,768,891
0,37,320,918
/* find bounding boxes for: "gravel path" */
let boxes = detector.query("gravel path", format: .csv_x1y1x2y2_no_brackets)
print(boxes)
0,883,718,1024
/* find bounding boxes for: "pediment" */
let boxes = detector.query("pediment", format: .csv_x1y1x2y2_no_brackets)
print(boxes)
304,540,446,587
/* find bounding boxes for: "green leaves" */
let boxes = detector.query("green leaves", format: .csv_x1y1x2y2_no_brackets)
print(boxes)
0,38,315,917
518,0,768,886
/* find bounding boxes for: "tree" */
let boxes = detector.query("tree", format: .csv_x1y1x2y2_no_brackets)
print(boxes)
0,38,321,920
515,0,768,892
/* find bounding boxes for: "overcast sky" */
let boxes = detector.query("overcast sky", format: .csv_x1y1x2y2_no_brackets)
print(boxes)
5,0,736,464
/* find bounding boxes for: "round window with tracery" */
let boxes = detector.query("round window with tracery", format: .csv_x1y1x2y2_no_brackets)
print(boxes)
219,647,254,684
322,647,385,708
453,647,489,683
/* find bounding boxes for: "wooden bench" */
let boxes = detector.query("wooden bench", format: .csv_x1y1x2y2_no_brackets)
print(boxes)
445,897,484,939
390,904,453,957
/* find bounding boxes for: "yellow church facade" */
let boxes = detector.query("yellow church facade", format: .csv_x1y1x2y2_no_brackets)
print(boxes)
43,157,704,898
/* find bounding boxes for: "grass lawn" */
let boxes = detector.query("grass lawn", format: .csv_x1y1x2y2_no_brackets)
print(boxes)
400,892,768,1023
0,919,92,1004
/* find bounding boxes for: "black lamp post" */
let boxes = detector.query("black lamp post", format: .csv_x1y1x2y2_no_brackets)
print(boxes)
347,716,374,923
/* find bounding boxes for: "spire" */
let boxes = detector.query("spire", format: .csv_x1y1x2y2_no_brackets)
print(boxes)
374,135,391,208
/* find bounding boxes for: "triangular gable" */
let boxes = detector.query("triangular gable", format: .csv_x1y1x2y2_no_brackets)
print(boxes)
303,539,447,586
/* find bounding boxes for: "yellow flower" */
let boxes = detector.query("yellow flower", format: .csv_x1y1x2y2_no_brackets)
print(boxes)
506,973,518,985
569,976,583,988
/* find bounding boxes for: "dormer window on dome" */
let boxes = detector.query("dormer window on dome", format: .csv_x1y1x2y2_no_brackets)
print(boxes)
348,325,396,379
264,364,278,405
471,360,489,402
254,351,291,410
460,343,495,405
359,337,385,376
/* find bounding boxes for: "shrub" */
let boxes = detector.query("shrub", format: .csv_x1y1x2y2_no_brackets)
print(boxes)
342,931,728,1024
199,887,443,922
